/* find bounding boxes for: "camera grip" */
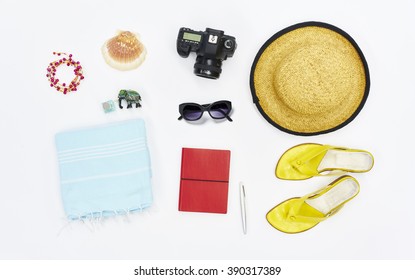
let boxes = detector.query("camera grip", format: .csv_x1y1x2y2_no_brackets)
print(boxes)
177,43,191,58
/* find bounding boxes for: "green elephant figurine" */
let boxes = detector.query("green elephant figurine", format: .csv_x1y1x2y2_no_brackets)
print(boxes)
118,89,142,109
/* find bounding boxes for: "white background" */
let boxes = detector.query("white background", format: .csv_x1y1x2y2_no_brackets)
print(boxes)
0,0,414,260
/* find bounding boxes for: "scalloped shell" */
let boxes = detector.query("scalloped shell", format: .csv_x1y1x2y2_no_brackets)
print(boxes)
101,31,147,71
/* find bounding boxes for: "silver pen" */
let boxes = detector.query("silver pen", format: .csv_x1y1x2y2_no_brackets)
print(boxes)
239,182,247,234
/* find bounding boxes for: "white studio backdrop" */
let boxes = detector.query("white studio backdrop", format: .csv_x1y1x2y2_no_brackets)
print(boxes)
0,0,414,259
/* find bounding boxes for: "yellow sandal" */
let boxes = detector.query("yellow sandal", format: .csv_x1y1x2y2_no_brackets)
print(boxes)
276,143,374,180
266,176,360,234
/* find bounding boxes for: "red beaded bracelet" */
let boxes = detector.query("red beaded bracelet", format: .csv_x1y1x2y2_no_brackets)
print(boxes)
46,52,84,94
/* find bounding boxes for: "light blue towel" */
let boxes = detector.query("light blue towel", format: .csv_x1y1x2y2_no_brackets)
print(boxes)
55,119,152,220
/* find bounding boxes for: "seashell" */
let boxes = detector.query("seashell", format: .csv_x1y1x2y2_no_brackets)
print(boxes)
101,31,147,71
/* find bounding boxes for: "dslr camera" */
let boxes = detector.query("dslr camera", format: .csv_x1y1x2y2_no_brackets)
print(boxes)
177,27,237,79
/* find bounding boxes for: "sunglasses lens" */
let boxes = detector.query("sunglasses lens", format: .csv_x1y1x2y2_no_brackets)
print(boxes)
209,102,231,119
182,105,203,120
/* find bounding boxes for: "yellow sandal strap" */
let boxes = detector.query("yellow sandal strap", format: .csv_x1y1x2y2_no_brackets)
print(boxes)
290,146,329,176
287,180,345,223
288,206,342,224
287,214,328,224
291,145,348,176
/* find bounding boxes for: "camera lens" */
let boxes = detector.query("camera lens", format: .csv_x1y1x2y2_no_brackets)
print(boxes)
193,56,222,79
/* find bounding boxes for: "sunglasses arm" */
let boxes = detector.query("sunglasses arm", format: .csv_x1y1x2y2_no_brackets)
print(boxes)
216,107,233,122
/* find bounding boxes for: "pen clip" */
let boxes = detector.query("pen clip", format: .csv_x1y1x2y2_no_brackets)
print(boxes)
239,182,247,234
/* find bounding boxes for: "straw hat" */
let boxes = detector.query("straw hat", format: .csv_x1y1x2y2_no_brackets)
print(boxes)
250,22,370,136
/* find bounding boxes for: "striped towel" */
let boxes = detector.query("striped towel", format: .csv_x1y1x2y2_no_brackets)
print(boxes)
55,119,152,220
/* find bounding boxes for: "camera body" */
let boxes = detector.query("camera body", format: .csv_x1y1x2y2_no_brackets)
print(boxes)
177,27,237,79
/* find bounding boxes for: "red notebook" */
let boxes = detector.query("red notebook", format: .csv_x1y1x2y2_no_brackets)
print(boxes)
179,148,231,214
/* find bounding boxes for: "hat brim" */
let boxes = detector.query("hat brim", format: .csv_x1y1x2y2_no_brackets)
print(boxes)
250,22,370,136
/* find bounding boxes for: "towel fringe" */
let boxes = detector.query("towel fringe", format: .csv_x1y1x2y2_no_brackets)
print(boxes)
57,205,152,236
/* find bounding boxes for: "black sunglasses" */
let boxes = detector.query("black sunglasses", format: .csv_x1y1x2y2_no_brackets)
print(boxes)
178,100,233,122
